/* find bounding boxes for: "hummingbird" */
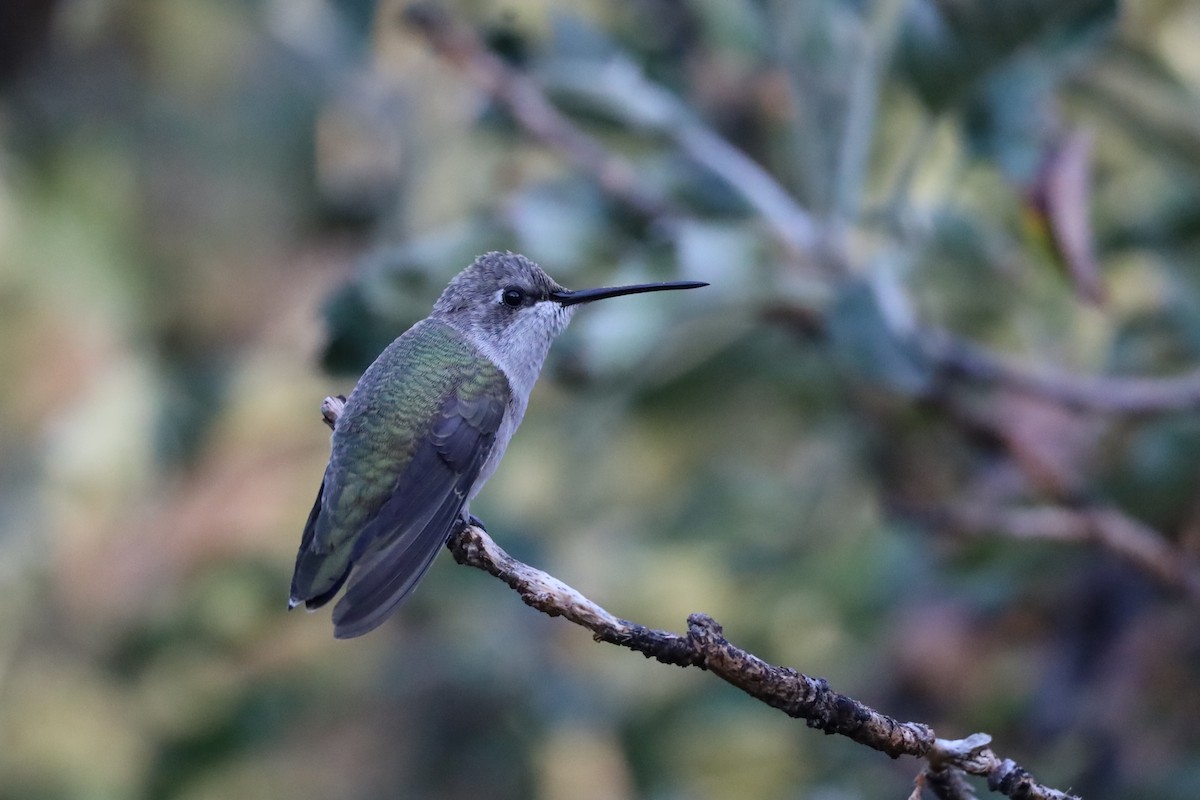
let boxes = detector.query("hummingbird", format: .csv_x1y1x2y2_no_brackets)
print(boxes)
289,251,706,638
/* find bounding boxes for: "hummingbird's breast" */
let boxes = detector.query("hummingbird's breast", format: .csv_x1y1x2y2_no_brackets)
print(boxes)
468,400,521,503
464,353,527,505
443,309,566,505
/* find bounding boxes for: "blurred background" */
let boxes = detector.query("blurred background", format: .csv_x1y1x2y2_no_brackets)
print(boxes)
2,0,1200,798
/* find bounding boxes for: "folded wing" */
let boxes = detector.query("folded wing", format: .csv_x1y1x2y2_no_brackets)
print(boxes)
328,384,506,638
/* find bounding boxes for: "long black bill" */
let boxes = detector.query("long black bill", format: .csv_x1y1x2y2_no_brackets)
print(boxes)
550,280,708,307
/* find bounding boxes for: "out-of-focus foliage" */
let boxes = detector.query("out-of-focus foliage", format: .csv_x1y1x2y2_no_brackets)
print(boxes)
3,1,1200,799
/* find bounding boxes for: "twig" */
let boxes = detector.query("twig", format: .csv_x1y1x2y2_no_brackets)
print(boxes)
447,522,932,757
447,523,1078,799
446,520,1079,799
317,396,1080,799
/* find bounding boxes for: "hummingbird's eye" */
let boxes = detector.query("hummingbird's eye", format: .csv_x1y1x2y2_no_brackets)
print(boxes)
501,286,526,308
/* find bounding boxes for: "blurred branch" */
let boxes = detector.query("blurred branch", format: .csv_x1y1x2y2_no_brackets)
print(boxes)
401,3,821,260
317,401,1078,800
767,304,1200,415
943,501,1200,602
671,111,821,257
920,329,1200,414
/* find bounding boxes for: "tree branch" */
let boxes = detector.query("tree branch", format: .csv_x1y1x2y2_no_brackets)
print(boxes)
445,521,933,756
318,394,1081,800
942,501,1200,602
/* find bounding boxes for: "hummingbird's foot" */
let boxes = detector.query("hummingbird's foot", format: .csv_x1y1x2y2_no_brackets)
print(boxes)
447,514,488,563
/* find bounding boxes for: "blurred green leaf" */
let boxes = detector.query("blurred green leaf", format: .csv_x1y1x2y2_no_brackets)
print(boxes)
1100,415,1200,532
962,60,1057,181
673,219,762,288
321,219,510,374
319,279,410,376
896,0,1118,112
1108,305,1200,376
827,278,935,397
508,179,615,269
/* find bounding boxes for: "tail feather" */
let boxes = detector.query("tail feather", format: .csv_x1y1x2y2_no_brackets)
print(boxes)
288,476,353,610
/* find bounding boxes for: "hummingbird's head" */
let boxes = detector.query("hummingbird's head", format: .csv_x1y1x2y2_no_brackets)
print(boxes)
434,252,576,346
433,251,707,385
